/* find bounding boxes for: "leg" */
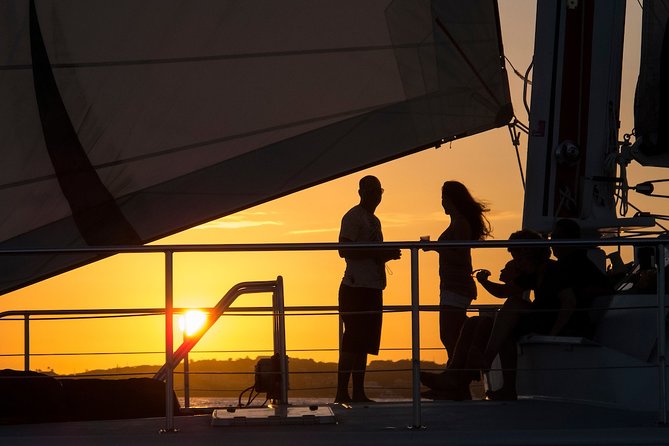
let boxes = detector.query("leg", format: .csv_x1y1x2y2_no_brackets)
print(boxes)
439,305,468,365
350,289,382,402
499,339,518,397
447,316,483,372
351,352,372,402
482,299,529,367
461,315,494,374
335,350,353,403
335,284,354,403
421,317,485,399
336,285,381,403
485,339,518,401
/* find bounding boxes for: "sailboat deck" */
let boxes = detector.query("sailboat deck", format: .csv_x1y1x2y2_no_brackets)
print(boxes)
1,399,668,446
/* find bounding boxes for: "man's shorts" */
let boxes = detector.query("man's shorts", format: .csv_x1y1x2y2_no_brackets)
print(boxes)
339,284,383,355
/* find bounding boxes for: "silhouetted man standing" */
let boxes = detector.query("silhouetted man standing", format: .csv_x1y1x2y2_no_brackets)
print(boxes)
334,175,401,403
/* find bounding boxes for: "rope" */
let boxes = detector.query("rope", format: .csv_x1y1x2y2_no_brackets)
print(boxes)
522,59,534,118
504,55,533,86
507,122,526,190
614,191,669,231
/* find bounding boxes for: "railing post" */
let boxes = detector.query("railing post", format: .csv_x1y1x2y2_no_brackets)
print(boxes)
273,276,289,405
657,243,667,424
162,250,177,433
183,330,190,409
23,314,30,372
410,247,422,429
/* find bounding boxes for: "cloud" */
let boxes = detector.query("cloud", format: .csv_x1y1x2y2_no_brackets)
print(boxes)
288,227,339,235
197,214,283,230
377,211,444,228
489,210,521,221
236,210,279,217
366,210,521,230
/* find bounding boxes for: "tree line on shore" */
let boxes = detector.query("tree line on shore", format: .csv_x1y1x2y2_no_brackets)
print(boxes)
64,357,451,399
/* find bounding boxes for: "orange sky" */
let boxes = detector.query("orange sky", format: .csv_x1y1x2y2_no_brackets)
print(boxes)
0,1,660,375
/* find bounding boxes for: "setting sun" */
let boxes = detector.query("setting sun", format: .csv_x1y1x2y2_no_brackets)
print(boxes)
178,310,208,337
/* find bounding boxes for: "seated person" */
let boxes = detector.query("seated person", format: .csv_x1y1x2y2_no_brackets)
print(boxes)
550,219,613,337
423,222,612,400
420,232,536,400
475,259,528,302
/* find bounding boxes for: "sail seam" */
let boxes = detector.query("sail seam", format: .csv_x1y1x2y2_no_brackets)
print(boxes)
0,43,436,71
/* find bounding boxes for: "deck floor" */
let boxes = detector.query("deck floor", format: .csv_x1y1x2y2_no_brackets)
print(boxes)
1,399,669,446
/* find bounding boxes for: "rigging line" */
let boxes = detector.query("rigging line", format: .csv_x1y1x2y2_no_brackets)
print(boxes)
0,42,434,71
618,232,665,238
504,55,533,86
507,123,526,190
523,59,534,119
619,230,667,236
643,194,669,199
614,192,669,231
512,118,529,134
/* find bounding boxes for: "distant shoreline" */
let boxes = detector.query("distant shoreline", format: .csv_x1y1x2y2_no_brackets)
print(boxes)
35,357,452,399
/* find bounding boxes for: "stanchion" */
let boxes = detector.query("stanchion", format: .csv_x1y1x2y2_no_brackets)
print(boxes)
657,244,667,425
161,250,178,433
24,314,30,372
410,248,424,430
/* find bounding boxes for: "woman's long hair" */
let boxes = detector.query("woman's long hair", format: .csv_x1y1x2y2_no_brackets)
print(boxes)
442,181,492,240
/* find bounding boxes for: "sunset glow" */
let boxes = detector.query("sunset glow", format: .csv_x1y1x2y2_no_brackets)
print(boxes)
0,1,656,376
178,310,208,337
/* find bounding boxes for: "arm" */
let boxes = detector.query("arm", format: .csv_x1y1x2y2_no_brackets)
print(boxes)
479,278,523,300
423,222,467,254
475,269,524,300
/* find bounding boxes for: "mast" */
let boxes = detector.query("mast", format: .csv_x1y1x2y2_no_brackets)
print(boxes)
522,0,651,233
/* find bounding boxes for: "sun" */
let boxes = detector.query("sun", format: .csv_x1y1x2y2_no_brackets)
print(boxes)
178,310,208,337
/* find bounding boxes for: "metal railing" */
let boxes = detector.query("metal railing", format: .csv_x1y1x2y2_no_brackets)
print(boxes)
0,238,667,429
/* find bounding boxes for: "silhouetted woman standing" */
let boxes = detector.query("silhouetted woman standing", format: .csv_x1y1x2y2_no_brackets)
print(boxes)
434,181,491,363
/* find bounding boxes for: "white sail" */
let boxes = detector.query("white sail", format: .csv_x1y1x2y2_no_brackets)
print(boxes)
0,0,512,293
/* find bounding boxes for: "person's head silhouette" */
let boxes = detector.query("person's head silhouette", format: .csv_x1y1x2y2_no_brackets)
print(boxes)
441,181,491,240
358,175,384,212
551,218,582,259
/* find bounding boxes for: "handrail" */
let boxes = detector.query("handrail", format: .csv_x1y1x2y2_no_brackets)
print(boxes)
0,237,664,258
153,280,280,381
0,303,503,320
0,237,667,429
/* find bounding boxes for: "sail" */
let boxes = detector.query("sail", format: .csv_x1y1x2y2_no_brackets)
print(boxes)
0,0,512,294
633,0,669,165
